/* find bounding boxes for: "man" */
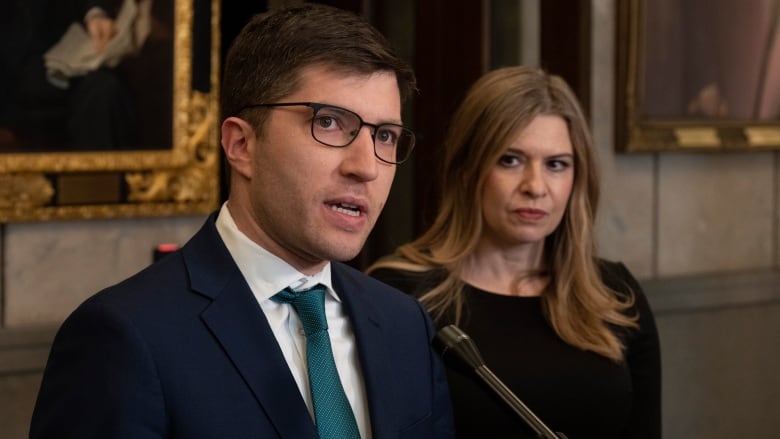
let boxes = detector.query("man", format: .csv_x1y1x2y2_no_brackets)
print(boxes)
30,4,454,438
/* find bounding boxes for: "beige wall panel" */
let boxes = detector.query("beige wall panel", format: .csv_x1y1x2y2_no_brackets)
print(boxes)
657,153,774,276
655,302,780,438
3,216,206,328
0,372,42,439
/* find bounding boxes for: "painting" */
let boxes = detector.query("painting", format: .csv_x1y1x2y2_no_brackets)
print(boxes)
615,0,780,152
0,0,220,221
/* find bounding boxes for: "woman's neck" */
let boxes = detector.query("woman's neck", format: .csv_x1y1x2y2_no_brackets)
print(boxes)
458,239,548,297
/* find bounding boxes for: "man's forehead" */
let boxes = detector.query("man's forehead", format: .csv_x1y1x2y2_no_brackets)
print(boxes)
291,65,403,122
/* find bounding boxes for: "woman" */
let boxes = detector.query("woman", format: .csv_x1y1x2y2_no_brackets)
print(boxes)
367,66,661,438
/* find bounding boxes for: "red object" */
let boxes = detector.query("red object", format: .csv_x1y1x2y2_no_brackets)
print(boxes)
157,243,179,252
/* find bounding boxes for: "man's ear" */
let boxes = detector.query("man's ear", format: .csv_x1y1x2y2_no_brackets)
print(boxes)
221,117,255,179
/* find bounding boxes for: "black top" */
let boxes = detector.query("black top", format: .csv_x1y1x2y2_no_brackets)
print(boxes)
370,260,661,439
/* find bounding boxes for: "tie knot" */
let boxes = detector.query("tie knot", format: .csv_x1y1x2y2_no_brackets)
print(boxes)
273,284,328,335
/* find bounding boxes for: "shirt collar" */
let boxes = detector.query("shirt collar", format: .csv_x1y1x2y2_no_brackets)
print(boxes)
214,202,340,302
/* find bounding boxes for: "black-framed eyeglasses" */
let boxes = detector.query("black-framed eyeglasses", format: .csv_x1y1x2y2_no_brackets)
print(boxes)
240,102,416,165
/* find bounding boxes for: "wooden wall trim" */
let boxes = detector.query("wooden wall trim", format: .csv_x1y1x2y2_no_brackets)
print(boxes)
642,269,780,314
0,327,57,375
540,0,592,112
412,0,487,232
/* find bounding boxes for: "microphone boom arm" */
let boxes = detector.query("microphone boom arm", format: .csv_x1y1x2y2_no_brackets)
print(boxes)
475,366,562,439
434,325,567,439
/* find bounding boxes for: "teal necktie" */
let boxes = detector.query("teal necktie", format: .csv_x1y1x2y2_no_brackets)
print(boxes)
273,285,361,439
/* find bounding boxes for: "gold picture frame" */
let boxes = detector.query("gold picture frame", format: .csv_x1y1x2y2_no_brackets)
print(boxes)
0,0,220,222
615,0,780,153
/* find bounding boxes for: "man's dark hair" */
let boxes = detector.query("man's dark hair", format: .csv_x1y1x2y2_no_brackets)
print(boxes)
220,3,416,130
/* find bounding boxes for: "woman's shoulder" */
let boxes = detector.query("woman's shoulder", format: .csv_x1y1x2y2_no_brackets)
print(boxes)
596,258,657,329
595,258,642,296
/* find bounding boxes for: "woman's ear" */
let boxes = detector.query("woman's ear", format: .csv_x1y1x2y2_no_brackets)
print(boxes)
221,117,255,179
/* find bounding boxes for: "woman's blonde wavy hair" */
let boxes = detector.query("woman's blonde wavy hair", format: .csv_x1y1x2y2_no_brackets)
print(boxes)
367,66,637,362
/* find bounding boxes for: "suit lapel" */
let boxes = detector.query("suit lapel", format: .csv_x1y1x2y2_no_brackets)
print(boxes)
332,264,397,438
183,216,318,438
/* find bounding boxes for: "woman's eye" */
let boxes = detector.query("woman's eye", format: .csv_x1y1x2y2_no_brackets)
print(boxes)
498,154,521,167
548,159,571,171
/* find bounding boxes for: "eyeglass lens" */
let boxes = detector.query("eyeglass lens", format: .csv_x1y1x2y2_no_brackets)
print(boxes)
312,106,414,164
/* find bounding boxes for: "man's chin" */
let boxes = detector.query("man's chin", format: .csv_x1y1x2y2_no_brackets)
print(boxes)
330,248,364,263
323,240,366,263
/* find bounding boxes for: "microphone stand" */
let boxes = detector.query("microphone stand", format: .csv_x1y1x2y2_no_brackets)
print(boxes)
434,325,567,439
474,365,564,439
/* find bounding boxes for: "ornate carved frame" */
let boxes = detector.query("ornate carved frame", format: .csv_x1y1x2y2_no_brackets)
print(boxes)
615,0,780,153
0,0,221,222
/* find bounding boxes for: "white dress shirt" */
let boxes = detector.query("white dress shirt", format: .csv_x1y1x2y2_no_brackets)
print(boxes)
215,203,371,438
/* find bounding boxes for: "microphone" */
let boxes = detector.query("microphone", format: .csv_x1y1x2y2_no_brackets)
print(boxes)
433,325,567,439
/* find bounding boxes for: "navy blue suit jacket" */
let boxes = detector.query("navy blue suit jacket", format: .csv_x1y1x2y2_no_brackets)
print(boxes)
30,215,455,438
